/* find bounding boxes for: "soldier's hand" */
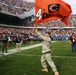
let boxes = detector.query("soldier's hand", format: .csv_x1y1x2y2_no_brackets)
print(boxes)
35,28,39,33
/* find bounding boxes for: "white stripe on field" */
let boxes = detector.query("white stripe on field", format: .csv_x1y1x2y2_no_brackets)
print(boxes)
12,54,76,59
0,43,42,56
0,41,56,57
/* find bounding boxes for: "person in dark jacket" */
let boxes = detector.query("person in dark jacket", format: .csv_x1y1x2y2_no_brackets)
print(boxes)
69,33,76,52
14,34,21,51
1,33,8,53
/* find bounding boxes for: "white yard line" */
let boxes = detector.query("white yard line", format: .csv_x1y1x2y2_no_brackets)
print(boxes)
0,41,60,57
0,43,42,56
0,41,75,59
12,54,76,59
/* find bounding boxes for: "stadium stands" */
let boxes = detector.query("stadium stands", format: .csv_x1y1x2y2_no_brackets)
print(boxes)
0,0,34,14
0,0,76,27
29,14,76,27
0,0,76,41
0,26,76,41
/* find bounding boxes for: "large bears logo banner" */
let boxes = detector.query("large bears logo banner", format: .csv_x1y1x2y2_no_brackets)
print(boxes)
35,0,72,25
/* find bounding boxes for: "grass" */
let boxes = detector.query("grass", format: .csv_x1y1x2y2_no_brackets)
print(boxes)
0,41,76,75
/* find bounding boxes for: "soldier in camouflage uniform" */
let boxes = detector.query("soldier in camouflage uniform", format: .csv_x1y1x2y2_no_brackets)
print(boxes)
36,29,59,75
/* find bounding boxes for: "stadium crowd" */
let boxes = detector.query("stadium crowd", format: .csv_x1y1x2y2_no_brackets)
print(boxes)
0,27,76,42
0,0,76,27
0,0,34,14
28,14,76,27
0,0,76,41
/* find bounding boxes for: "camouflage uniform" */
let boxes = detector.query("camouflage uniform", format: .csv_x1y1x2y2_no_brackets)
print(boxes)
37,32,57,72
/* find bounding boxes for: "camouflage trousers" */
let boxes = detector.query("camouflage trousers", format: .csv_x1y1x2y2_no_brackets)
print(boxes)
41,53,57,72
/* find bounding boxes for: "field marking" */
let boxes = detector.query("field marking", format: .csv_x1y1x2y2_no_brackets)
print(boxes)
0,43,42,57
0,41,56,57
12,54,76,59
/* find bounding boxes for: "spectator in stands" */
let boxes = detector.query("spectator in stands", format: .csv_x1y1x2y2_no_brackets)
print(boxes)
1,33,8,53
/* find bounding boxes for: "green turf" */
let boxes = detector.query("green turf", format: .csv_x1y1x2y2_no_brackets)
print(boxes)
0,41,76,75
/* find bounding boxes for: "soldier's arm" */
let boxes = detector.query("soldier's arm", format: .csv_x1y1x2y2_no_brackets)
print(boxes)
36,31,51,41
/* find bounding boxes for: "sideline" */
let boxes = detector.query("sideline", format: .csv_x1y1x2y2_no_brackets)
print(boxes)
0,43,42,56
0,41,56,57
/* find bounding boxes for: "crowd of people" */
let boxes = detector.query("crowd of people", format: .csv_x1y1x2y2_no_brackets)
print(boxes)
27,14,76,27
0,0,34,14
0,27,38,45
0,26,76,42
0,0,76,27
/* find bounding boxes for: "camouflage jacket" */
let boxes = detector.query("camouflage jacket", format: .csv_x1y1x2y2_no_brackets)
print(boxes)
36,32,51,53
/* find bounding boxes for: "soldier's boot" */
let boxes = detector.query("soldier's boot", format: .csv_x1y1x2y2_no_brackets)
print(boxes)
54,71,59,75
42,68,48,72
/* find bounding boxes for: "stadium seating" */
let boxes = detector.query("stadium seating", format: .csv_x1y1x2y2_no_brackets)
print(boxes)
0,26,76,41
0,0,34,14
0,0,76,41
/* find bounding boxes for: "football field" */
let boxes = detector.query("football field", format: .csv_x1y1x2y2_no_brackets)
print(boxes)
0,41,76,75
